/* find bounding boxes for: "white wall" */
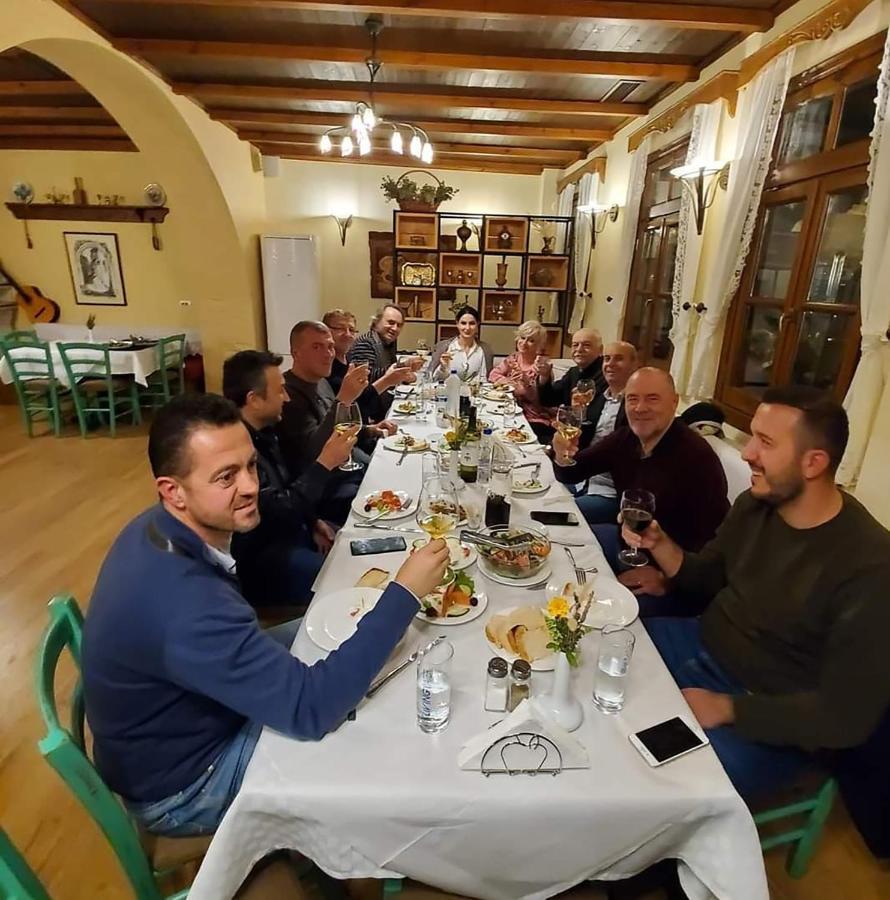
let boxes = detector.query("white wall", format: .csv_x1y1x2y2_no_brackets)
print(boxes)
262,157,547,347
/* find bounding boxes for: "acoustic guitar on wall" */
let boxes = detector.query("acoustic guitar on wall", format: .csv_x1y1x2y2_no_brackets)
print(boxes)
0,263,61,323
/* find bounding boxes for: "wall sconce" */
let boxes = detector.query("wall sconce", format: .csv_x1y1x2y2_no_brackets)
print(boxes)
331,214,353,246
669,160,730,235
578,202,620,249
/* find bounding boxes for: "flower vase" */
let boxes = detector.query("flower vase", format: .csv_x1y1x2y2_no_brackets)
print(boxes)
87,329,95,343
534,652,583,732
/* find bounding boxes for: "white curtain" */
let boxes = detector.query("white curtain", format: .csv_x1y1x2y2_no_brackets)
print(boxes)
669,100,724,394
614,134,653,334
837,30,890,485
568,173,598,332
685,48,795,399
554,182,575,329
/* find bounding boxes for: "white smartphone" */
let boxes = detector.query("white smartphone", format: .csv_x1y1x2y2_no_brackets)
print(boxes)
628,716,709,767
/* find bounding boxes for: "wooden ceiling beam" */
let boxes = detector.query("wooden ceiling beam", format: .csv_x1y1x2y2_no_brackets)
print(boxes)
107,0,774,33
173,82,649,117
0,124,128,137
0,81,88,96
114,38,700,80
0,137,136,151
211,108,614,140
0,106,112,121
254,147,546,174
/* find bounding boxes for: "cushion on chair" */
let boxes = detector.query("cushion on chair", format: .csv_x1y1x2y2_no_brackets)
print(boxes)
139,829,213,870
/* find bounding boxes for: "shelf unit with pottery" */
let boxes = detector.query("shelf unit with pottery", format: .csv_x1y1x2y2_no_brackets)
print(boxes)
391,209,573,360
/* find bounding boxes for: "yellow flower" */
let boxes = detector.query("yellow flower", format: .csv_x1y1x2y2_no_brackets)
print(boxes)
547,596,570,618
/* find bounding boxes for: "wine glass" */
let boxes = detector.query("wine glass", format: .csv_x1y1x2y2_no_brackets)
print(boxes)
416,476,460,543
572,378,596,424
554,405,582,467
618,489,656,568
334,401,363,472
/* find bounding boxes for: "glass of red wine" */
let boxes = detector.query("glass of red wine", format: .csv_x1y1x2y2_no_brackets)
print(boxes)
618,489,656,568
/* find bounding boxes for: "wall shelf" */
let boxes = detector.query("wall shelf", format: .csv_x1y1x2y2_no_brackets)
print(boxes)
5,203,169,224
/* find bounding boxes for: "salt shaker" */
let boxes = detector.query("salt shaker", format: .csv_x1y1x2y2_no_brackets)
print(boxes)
484,657,509,712
508,659,531,711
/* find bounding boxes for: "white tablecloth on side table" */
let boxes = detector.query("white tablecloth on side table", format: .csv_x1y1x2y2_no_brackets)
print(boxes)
0,341,160,387
189,402,768,900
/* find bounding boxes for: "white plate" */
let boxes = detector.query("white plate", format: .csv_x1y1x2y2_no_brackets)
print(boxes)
305,587,384,652
416,590,488,625
395,384,416,395
587,575,639,629
391,401,421,415
478,558,552,588
351,489,415,520
411,536,477,570
382,434,430,453
512,479,550,495
482,385,514,398
483,605,556,672
496,428,537,445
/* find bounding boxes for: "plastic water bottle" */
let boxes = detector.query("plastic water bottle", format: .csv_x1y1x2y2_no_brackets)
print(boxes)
445,368,460,419
434,383,449,428
477,428,494,485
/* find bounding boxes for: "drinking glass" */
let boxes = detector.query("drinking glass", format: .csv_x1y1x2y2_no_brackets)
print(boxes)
573,378,596,424
416,476,460,541
334,401,363,472
417,639,454,733
593,627,635,714
554,405,582,467
618,489,656,568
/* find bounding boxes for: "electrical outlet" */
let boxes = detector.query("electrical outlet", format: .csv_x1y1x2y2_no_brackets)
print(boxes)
179,299,191,306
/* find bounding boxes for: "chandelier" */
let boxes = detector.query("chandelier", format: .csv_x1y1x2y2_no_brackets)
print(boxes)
319,17,434,164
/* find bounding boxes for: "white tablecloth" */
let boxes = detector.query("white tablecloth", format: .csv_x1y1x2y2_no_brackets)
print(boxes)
189,403,768,900
0,340,160,387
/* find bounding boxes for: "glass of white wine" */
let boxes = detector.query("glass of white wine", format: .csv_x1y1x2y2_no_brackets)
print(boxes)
334,401,363,472
416,476,460,542
555,404,582,467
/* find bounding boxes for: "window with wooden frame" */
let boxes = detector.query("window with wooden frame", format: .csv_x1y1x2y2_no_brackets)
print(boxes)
621,138,689,369
715,33,883,431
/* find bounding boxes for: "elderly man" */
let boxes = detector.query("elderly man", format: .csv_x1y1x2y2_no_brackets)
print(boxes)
553,367,728,612
625,387,890,800
348,304,424,384
536,327,607,413
574,340,637,524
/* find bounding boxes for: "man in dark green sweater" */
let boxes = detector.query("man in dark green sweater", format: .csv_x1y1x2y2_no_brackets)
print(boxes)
624,386,890,798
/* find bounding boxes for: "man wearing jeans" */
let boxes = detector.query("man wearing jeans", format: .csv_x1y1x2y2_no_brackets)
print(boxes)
624,387,890,798
82,393,450,835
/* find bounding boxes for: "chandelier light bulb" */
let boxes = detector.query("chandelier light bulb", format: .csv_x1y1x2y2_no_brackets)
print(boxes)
390,129,404,154
362,106,376,130
409,134,422,158
319,133,332,154
358,131,372,156
421,141,433,164
341,135,354,156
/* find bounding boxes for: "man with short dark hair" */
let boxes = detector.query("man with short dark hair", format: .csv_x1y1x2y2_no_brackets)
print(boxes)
222,349,355,606
82,392,450,835
625,386,890,799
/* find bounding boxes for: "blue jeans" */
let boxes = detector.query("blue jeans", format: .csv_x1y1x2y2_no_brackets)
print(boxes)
126,619,300,835
645,617,812,800
574,493,619,526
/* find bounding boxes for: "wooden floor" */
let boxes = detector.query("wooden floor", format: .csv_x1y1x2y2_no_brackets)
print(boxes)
1,403,888,900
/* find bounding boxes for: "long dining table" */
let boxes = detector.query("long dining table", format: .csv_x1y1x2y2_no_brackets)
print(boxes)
188,390,768,900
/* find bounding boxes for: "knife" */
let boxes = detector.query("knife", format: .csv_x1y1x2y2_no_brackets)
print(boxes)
366,635,446,698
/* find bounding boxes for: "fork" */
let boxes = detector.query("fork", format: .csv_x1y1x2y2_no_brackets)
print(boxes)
564,546,587,584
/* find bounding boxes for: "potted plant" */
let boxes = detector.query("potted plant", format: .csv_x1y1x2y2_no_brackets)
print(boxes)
381,170,458,212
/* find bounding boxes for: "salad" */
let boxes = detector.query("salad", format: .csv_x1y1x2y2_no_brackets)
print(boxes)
362,490,405,514
420,570,478,619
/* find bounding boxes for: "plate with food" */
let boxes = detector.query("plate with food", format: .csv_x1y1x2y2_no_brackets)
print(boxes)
411,536,477,570
305,587,383,652
475,525,552,586
512,476,549,495
351,489,414,520
484,605,556,671
392,399,420,415
417,569,487,624
382,433,430,453
497,426,536,445
481,383,514,400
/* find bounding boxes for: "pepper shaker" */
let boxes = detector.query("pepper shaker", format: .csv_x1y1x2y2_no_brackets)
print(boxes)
508,659,531,711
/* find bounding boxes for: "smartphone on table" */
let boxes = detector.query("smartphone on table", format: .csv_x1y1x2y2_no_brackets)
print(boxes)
629,716,709,767
349,536,407,556
530,510,579,527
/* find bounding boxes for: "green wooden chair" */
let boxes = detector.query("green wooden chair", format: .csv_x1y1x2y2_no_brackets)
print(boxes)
0,329,39,346
35,594,210,900
0,340,70,437
0,827,51,900
141,334,186,408
753,776,837,877
57,342,141,438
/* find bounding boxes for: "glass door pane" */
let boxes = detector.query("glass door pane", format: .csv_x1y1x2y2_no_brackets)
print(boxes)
735,306,782,395
837,79,879,147
777,95,833,164
752,200,807,300
806,184,867,304
790,310,856,390
649,299,674,368
635,225,662,293
659,223,679,294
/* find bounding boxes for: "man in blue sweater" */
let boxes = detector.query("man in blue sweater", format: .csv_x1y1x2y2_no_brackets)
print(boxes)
82,392,449,836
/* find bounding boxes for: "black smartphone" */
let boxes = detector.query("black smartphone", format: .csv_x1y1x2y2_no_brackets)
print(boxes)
530,510,579,526
629,717,708,767
349,536,407,556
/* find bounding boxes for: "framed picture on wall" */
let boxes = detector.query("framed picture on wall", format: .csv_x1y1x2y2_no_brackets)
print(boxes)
368,231,394,300
64,232,127,306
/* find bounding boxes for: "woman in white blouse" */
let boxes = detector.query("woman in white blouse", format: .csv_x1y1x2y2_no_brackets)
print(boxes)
428,305,494,382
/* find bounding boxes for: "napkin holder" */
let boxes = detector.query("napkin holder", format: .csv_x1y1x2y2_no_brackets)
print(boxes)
458,700,589,775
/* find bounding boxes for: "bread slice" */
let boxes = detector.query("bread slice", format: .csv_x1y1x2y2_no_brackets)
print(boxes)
356,568,389,589
515,625,551,663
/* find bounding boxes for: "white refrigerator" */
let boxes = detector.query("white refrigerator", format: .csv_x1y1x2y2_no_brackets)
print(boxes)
260,234,321,368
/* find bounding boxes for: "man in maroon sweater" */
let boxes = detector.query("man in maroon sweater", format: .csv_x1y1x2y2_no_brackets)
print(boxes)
552,367,728,614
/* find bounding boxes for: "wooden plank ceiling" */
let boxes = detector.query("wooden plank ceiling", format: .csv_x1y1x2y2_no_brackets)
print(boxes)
12,0,796,173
